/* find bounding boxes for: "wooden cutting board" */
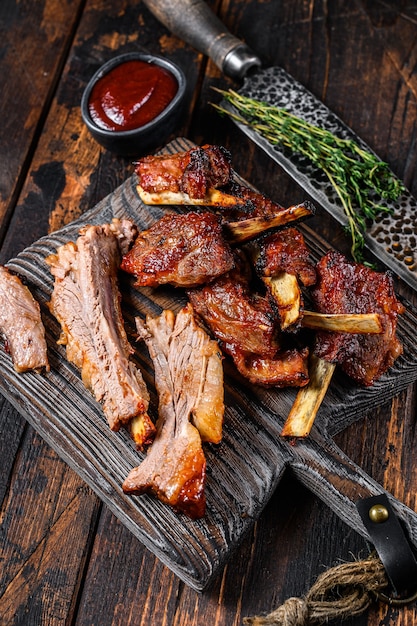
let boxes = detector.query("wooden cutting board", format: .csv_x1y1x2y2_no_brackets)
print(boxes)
2,137,417,591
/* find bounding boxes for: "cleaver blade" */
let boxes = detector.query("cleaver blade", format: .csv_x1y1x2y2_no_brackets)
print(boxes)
143,0,417,292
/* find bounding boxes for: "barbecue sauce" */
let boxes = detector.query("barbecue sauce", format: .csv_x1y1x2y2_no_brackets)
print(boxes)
88,60,178,132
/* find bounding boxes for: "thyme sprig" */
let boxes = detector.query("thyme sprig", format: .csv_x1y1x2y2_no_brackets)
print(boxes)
213,89,405,262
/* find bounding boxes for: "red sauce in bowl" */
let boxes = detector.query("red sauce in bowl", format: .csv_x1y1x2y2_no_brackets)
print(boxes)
88,59,178,132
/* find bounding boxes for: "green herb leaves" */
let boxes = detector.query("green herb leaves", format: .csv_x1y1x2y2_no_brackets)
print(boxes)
214,89,405,262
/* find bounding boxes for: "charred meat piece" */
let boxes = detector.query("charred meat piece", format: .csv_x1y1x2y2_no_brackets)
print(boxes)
188,254,310,387
311,250,405,386
123,304,224,518
232,347,309,387
255,227,317,330
256,227,317,287
136,144,232,200
47,219,155,446
182,144,232,199
188,254,280,359
137,146,316,229
221,181,287,218
0,266,49,373
120,211,235,288
136,144,296,217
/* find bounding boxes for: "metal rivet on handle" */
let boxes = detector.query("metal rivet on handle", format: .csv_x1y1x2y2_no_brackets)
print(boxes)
369,504,390,523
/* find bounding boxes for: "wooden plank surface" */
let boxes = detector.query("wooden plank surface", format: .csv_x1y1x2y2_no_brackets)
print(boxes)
3,136,417,591
1,0,417,624
0,0,85,239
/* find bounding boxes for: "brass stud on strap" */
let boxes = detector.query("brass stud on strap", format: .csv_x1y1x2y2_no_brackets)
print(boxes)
357,495,417,604
369,504,389,524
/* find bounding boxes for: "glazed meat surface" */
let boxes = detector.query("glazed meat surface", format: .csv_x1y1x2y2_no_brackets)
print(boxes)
120,211,235,288
312,250,404,386
123,305,225,518
188,255,279,359
254,227,317,330
47,219,155,444
232,347,309,387
136,144,232,199
222,181,286,218
256,227,317,286
188,254,310,387
0,265,49,373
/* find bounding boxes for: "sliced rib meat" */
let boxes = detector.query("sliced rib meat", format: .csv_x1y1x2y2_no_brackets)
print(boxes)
47,219,155,445
136,144,232,199
120,211,235,288
311,250,404,386
0,266,49,373
123,304,224,518
188,254,310,387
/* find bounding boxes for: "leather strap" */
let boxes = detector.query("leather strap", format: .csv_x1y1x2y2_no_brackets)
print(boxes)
356,493,417,596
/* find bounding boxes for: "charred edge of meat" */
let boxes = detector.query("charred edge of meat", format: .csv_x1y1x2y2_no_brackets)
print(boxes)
225,203,316,245
120,211,235,288
135,144,233,200
221,181,286,218
311,250,405,386
0,265,49,373
181,145,232,198
254,226,317,286
232,346,310,388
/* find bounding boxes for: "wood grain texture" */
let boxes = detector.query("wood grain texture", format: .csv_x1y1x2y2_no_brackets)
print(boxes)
1,0,417,624
1,137,416,592
0,0,201,263
0,429,100,625
0,0,85,240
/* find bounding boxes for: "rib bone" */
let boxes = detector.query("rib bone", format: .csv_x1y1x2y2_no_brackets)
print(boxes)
281,355,336,438
225,202,314,244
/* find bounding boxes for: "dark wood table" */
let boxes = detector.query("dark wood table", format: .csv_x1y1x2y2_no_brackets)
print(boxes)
1,1,417,624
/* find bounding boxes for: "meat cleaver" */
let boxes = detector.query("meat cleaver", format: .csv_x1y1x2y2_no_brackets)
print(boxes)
143,0,417,292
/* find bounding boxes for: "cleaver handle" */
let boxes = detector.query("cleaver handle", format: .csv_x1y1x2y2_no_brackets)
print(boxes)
142,0,261,79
